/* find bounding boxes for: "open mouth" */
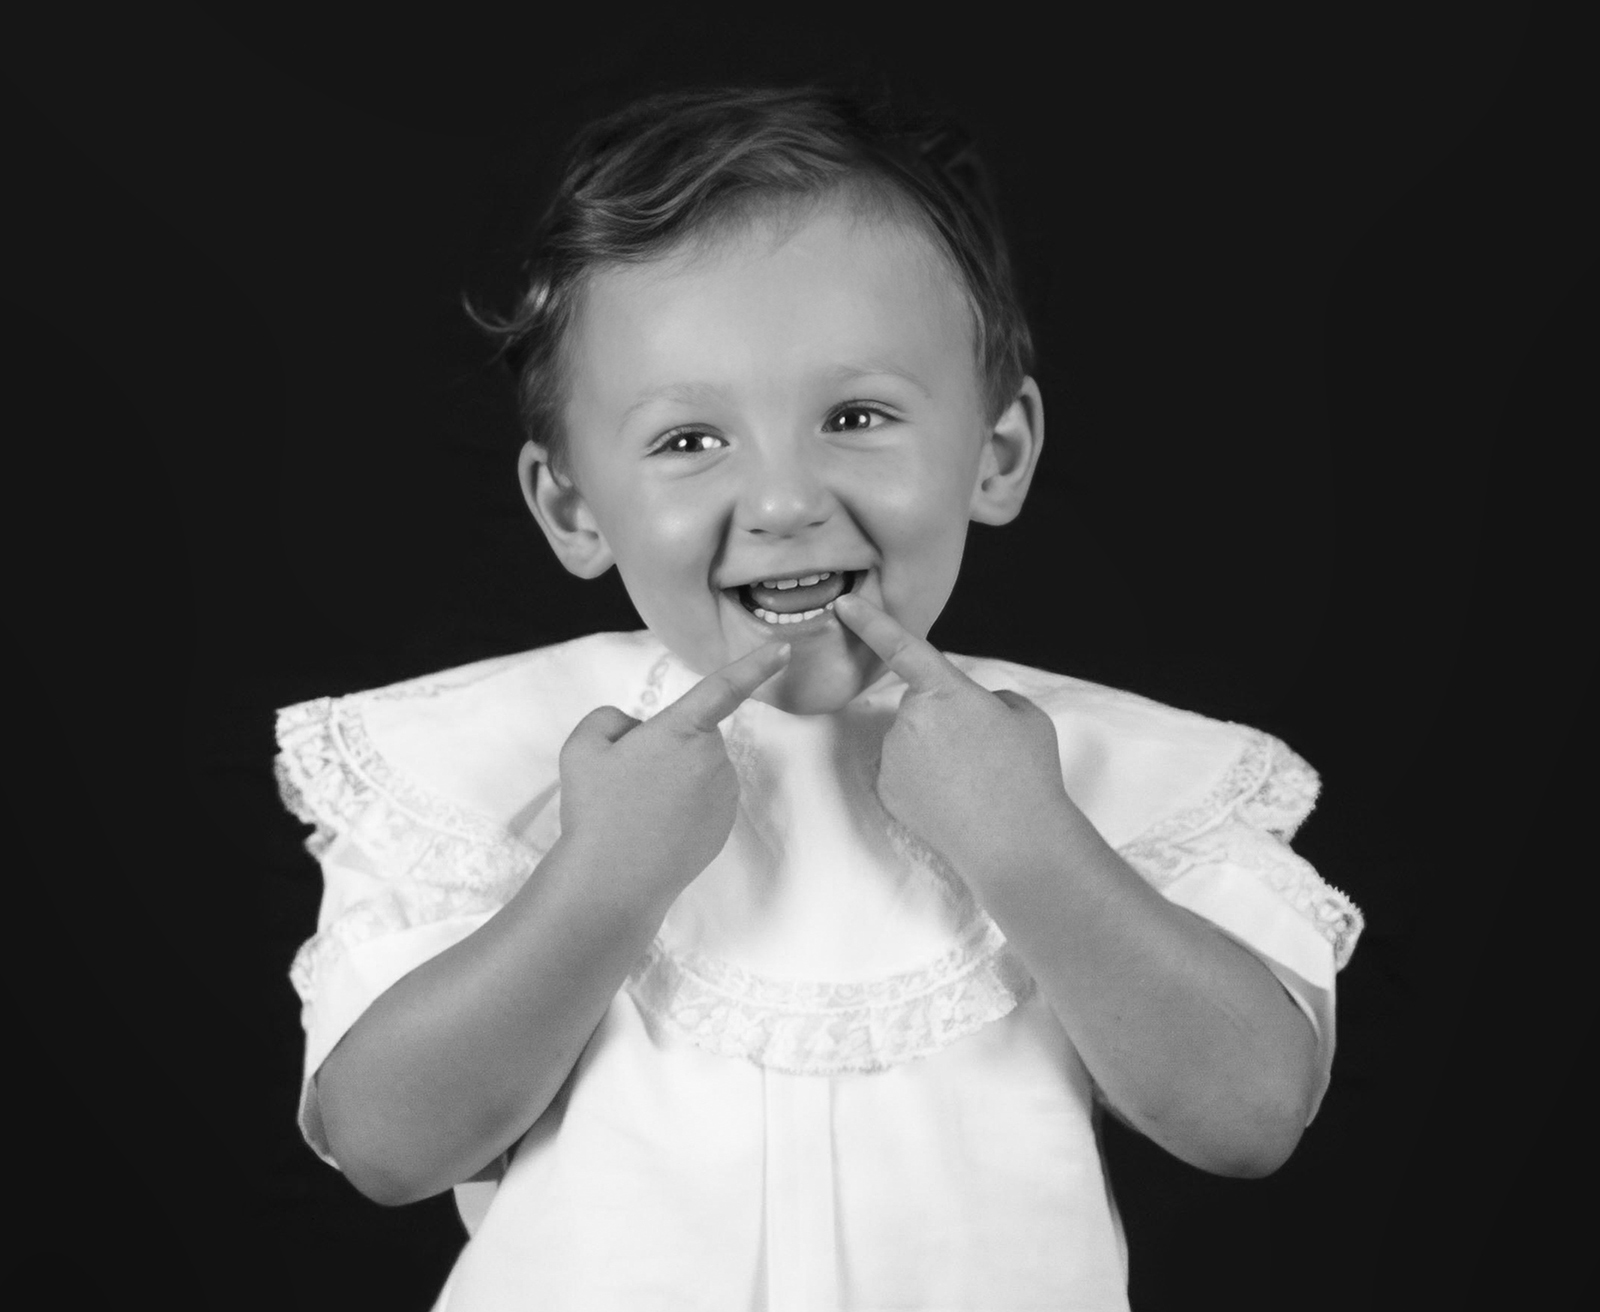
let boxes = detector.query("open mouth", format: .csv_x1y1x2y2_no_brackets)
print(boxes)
731,569,863,625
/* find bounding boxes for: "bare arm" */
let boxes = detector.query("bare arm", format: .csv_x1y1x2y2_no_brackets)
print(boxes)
972,813,1315,1177
315,643,792,1206
317,827,677,1205
832,592,1316,1177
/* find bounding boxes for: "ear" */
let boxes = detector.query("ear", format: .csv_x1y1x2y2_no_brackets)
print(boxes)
969,376,1044,526
517,441,615,579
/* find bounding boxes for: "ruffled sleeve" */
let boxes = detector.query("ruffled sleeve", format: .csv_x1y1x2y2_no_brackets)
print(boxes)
275,693,548,1164
1118,731,1362,1120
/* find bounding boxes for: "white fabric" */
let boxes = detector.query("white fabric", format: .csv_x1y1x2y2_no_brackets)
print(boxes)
276,631,1363,1311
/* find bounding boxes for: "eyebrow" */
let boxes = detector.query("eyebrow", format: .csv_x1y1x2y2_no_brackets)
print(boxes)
620,364,933,426
824,362,934,399
620,381,731,425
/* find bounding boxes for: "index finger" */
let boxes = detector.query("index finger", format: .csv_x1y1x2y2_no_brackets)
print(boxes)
831,591,964,693
664,641,793,733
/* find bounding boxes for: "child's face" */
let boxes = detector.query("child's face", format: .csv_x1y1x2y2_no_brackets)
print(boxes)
536,201,1034,714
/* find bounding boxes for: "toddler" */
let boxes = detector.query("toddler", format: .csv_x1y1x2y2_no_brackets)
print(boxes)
276,85,1363,1311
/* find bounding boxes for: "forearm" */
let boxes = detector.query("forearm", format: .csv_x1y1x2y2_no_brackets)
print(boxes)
316,830,682,1205
974,808,1317,1178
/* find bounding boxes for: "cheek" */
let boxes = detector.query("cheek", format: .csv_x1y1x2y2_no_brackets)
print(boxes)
606,492,726,628
651,505,718,564
606,487,717,572
866,453,973,552
856,442,976,626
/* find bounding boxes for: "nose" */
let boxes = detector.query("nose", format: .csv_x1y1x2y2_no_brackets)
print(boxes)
735,440,833,537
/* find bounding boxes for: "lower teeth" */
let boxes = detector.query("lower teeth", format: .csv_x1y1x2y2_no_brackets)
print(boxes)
752,602,834,625
742,570,856,624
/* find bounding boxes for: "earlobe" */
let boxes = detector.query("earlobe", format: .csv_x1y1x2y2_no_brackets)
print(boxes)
516,441,614,579
970,377,1045,526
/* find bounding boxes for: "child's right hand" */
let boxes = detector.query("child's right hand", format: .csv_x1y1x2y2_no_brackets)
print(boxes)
555,642,792,896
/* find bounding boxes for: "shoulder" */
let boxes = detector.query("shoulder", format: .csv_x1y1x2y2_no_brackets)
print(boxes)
947,653,1317,850
276,631,664,831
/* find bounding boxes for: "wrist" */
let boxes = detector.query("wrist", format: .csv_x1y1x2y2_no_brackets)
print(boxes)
551,823,703,912
961,791,1107,906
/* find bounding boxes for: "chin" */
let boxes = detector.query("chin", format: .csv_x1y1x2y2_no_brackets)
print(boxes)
751,629,883,715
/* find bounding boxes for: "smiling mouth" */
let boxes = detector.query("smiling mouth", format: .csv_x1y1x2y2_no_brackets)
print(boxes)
729,569,863,624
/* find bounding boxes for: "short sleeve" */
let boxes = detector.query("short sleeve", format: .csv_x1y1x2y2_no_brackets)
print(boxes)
1118,732,1362,1121
275,695,546,1165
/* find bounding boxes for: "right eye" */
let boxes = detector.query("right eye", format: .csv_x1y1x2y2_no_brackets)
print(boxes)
653,429,728,456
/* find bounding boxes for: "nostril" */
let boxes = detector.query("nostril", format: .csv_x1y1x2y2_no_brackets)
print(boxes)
739,482,835,536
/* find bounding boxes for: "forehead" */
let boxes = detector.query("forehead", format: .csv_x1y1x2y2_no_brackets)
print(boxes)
566,203,977,411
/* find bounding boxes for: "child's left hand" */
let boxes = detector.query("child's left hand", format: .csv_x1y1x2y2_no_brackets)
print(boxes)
832,592,1080,890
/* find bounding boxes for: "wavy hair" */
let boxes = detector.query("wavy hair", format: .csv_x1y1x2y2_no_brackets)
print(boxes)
472,86,1033,478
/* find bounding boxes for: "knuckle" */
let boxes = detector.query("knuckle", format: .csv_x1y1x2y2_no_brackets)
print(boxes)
998,689,1046,720
580,704,625,731
663,715,708,745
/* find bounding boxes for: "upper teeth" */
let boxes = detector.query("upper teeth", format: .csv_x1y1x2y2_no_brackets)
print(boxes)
759,571,832,590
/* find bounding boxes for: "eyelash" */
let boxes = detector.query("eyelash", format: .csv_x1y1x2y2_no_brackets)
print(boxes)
651,403,895,456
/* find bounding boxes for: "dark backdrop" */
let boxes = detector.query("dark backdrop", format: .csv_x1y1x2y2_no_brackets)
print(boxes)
5,5,1591,1308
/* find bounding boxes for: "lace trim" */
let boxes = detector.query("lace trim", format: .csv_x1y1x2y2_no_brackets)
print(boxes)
279,673,1033,1072
276,696,540,1003
1138,730,1321,850
617,644,1032,1072
277,698,532,851
278,647,1360,1075
626,920,1036,1075
286,883,494,1006
1119,731,1363,967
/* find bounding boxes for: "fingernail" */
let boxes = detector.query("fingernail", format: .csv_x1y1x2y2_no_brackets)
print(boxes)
775,643,792,660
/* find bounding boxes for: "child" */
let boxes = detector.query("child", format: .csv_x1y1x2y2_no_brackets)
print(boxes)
275,85,1363,1311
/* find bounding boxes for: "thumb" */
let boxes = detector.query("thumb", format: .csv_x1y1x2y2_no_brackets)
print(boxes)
569,704,641,747
992,690,1035,712
992,688,1051,728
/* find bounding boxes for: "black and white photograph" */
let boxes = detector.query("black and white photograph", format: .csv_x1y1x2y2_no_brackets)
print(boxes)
6,5,1590,1308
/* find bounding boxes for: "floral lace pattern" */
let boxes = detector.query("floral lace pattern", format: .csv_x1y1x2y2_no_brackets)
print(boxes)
628,920,1036,1074
1120,731,1363,967
613,650,1034,1070
276,695,542,1005
278,647,1362,1074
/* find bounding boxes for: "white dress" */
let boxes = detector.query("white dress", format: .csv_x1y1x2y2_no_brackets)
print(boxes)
275,630,1362,1311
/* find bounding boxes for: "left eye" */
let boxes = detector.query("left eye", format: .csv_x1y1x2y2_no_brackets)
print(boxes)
655,430,728,455
824,406,887,434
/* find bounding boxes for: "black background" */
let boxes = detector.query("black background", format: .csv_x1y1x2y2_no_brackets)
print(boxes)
5,4,1591,1308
